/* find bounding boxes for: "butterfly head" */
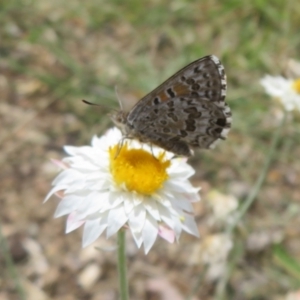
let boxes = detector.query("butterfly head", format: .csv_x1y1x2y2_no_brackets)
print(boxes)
110,110,129,134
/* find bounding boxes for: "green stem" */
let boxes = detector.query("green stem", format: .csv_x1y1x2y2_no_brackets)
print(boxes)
227,111,287,235
117,230,129,300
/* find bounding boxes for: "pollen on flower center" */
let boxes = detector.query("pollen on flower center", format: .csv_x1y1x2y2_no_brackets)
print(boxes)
109,143,171,195
292,78,300,94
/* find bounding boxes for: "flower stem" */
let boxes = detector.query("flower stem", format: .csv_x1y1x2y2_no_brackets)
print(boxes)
117,230,129,300
227,111,287,235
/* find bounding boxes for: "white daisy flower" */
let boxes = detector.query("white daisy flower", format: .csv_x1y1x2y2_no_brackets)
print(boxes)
260,75,300,112
207,190,238,221
200,234,232,265
44,128,200,254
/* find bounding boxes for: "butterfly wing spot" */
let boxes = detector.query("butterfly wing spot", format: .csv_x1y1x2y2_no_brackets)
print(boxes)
184,107,204,119
167,88,176,97
193,111,203,118
216,118,226,127
180,130,188,137
194,66,201,73
153,97,160,105
192,83,200,91
186,78,195,85
167,101,174,108
184,107,197,114
213,127,223,134
167,113,178,122
185,119,196,131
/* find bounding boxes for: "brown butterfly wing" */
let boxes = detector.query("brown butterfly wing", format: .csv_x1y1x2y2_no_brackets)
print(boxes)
126,55,232,155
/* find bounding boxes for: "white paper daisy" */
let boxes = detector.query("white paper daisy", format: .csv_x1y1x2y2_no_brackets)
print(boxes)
260,75,300,112
45,128,200,254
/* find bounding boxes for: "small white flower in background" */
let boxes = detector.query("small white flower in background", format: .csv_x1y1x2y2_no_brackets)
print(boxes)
44,128,200,254
200,234,232,265
260,75,300,112
200,234,233,280
285,290,300,300
207,190,238,221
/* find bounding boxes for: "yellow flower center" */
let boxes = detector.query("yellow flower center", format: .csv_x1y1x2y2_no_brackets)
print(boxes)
292,78,300,94
109,143,171,195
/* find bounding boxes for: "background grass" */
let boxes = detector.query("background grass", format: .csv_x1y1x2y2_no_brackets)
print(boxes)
1,0,300,299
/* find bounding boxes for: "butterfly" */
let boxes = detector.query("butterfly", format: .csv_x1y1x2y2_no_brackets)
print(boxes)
111,55,232,156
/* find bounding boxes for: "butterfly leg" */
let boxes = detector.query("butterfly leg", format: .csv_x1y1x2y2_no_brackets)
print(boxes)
149,143,159,160
115,136,129,158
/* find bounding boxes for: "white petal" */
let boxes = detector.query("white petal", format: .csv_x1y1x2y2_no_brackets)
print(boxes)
182,190,201,202
181,213,199,238
91,135,100,147
170,215,183,238
142,215,158,254
109,192,126,209
123,196,136,215
130,228,143,248
63,145,81,156
82,218,107,247
66,212,85,233
63,182,87,194
143,199,161,221
98,194,115,213
104,127,122,143
260,76,290,97
44,184,68,202
128,205,146,233
168,161,195,179
54,195,83,218
153,193,172,208
68,156,100,171
87,178,111,191
170,195,194,212
158,225,175,243
164,181,195,193
74,192,104,218
52,168,82,186
156,203,175,229
106,205,128,237
51,159,69,169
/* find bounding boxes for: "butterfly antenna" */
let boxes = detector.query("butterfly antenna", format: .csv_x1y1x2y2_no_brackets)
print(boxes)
82,99,101,106
82,99,118,113
114,85,123,110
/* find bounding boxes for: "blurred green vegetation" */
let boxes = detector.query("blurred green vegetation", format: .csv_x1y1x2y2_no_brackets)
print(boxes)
1,0,300,299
